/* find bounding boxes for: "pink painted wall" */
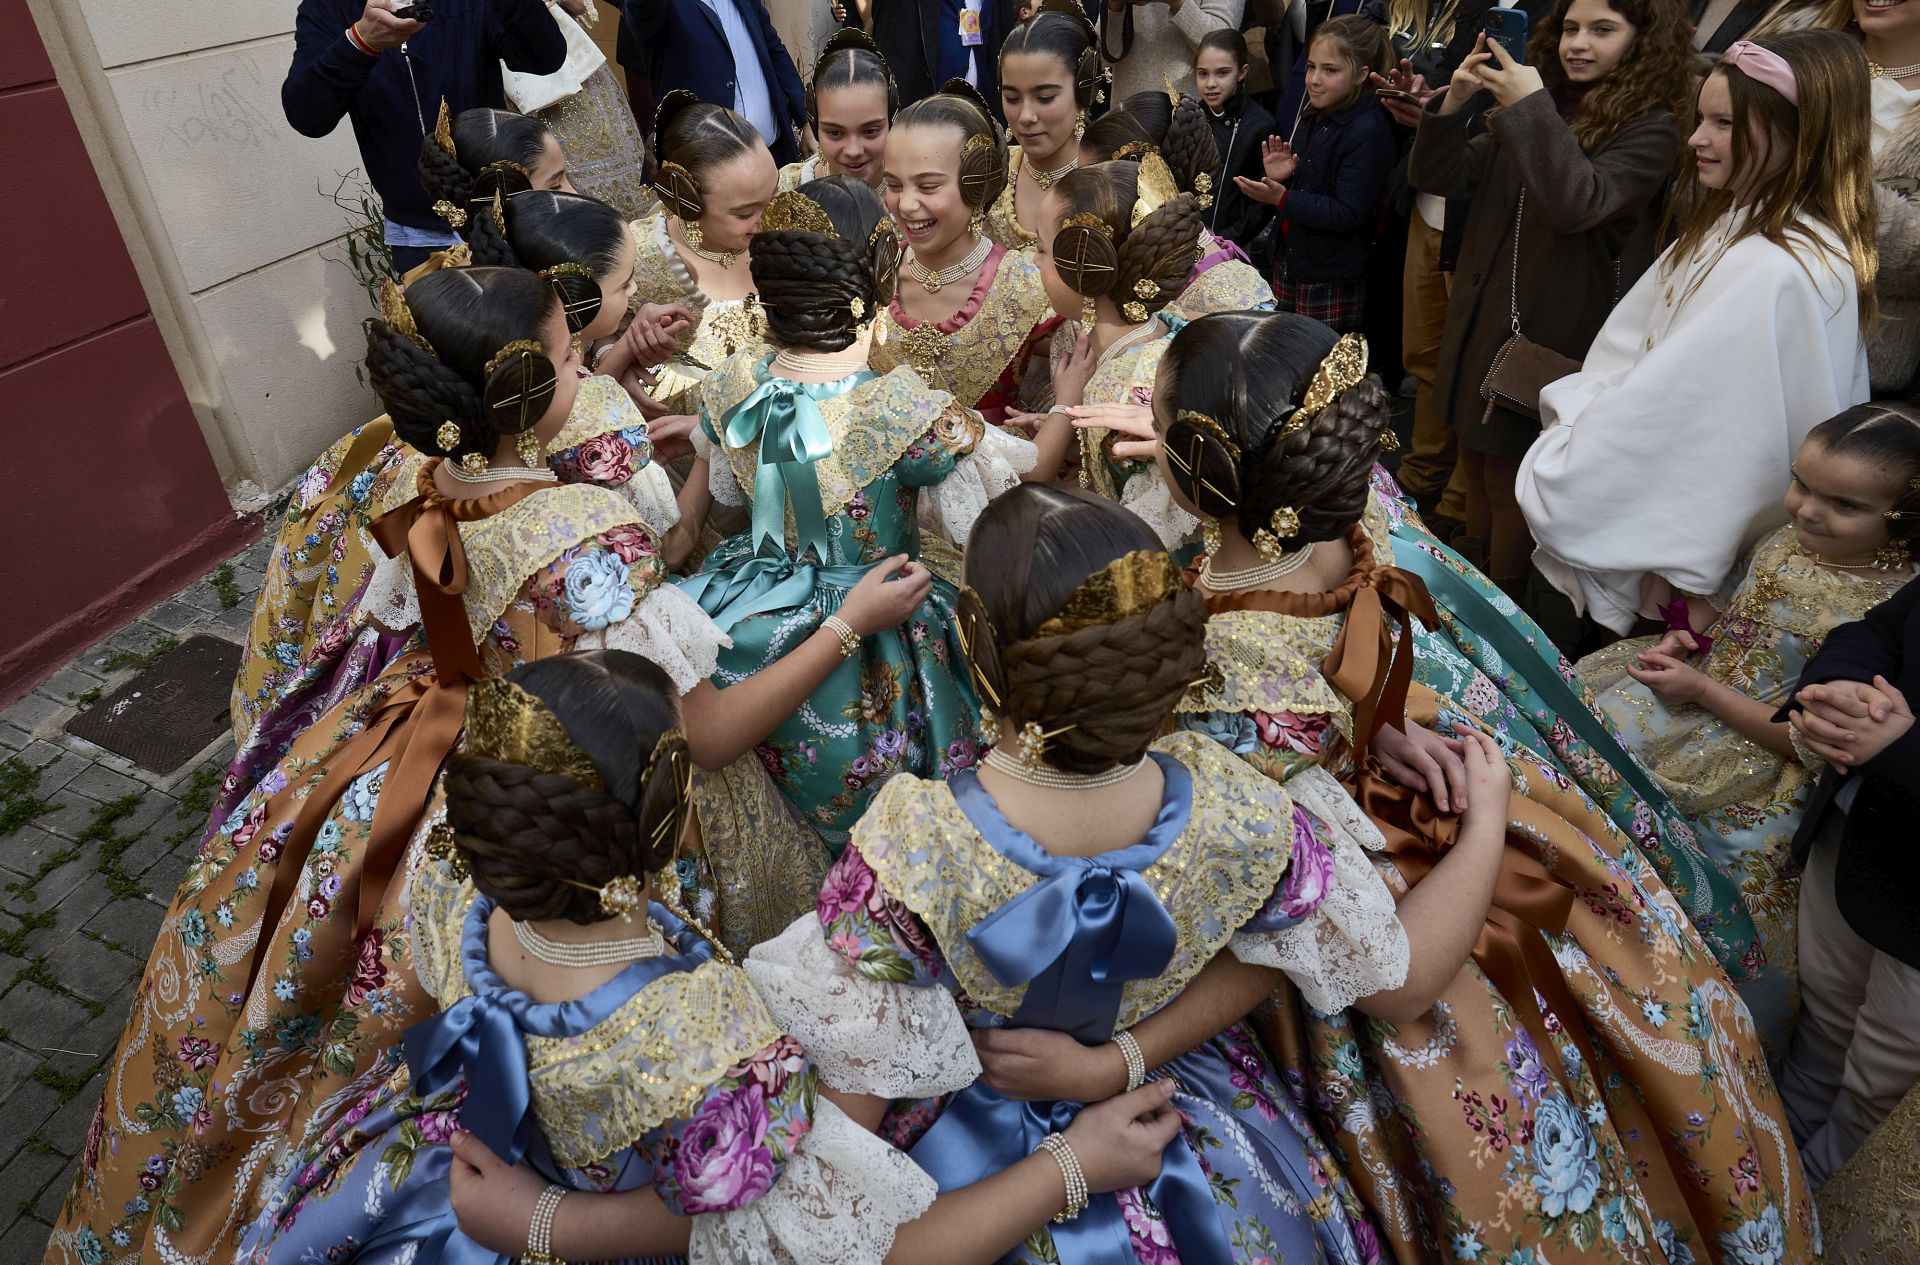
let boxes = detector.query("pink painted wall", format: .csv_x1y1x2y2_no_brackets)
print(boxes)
0,7,258,702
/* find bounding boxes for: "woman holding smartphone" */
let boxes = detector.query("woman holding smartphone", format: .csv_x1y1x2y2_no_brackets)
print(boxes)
1408,0,1690,627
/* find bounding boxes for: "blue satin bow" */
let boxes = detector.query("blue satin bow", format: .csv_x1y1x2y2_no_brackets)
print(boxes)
720,361,874,560
675,556,876,634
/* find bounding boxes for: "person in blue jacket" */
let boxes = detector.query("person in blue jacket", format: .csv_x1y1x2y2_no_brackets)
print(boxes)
283,0,566,273
622,0,809,163
1236,13,1396,332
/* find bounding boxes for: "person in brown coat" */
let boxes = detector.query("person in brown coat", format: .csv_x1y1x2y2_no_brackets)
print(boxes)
1409,0,1691,604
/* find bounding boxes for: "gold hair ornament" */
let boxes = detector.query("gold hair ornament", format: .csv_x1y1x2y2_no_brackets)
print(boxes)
559,873,646,923
1034,550,1181,637
1130,151,1179,229
424,821,468,880
435,421,462,454
759,189,837,236
379,279,434,355
433,199,469,229
1192,171,1214,210
1164,411,1238,510
465,677,604,787
433,99,457,158
1014,720,1077,770
1283,333,1369,434
1111,140,1153,161
1251,506,1302,561
540,261,603,323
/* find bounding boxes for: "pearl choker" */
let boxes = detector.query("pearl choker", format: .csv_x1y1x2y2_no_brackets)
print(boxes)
982,746,1146,789
905,234,993,294
446,461,559,486
1030,156,1079,190
773,347,869,377
511,916,666,968
1199,541,1316,591
1871,58,1920,79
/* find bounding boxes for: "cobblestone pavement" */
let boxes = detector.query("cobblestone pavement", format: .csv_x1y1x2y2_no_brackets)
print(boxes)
0,534,268,1257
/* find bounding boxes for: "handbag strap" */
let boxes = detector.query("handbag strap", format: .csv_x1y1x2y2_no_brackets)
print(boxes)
1508,187,1524,335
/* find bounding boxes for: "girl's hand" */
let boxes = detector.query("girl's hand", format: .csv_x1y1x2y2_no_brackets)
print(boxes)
627,303,695,367
1060,1081,1183,1194
1796,676,1914,767
1258,136,1299,183
1474,37,1545,107
448,1131,548,1257
1066,403,1158,461
1456,730,1511,841
1372,61,1436,127
1053,330,1098,408
1640,629,1702,662
646,413,698,464
975,1028,1126,1103
839,555,933,636
1624,651,1709,705
1232,174,1288,206
1442,34,1495,113
1373,721,1470,813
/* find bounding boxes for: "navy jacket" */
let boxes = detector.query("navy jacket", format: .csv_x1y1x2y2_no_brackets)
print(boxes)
283,0,566,233
1277,95,1395,285
1779,577,1920,970
847,1,1025,118
623,0,807,163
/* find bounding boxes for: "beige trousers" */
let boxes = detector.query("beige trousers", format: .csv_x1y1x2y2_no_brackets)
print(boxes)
1394,213,1466,521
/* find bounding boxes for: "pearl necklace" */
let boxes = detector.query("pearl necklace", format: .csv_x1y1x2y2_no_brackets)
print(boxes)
446,461,559,487
1029,155,1079,190
1199,541,1316,590
904,234,993,294
512,916,666,968
1871,58,1920,79
983,747,1146,789
773,347,868,377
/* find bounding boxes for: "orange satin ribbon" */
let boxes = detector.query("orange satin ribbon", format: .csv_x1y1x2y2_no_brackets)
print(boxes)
244,464,539,994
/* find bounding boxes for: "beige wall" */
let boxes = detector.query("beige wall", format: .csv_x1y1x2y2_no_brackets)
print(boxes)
29,0,385,508
27,0,841,506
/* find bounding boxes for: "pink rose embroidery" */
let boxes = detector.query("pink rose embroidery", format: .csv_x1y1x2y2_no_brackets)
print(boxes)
564,434,636,487
1116,1186,1182,1265
343,930,387,1009
818,850,876,922
598,523,654,565
1251,710,1327,755
673,1085,776,1213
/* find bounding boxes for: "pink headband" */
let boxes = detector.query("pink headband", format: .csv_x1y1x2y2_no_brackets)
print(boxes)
1720,40,1798,106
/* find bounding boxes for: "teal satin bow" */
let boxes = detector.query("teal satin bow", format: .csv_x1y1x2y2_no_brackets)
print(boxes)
720,361,874,560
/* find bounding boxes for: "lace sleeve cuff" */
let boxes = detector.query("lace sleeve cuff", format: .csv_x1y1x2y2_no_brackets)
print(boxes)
361,552,421,633
1119,468,1201,551
1230,768,1409,1013
688,1095,937,1265
692,427,745,507
572,583,730,695
923,425,1038,546
620,460,683,536
745,916,980,1099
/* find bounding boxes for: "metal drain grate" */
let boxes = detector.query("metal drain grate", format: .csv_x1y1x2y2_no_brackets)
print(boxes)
66,635,242,775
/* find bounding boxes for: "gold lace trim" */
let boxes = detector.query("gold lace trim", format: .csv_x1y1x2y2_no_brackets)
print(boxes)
871,248,1051,407
985,147,1038,248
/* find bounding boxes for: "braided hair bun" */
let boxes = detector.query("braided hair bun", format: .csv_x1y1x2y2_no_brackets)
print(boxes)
463,190,631,335
892,85,1009,212
419,107,550,230
364,266,561,464
960,485,1206,775
1048,161,1202,318
1158,313,1389,548
446,651,691,925
751,175,898,353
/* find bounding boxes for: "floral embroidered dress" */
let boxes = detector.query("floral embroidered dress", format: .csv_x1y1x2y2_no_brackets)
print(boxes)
222,374,679,829
870,242,1056,426
1368,468,1766,980
746,730,1409,1265
236,864,935,1265
46,466,723,1265
1175,522,1816,1265
1051,313,1202,551
1576,525,1908,1055
1173,231,1276,322
630,209,768,414
678,351,1032,852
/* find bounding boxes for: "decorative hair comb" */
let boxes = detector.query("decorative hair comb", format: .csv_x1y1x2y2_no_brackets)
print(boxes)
465,677,604,787
1034,550,1182,638
759,189,837,236
1283,333,1369,434
379,278,433,355
432,98,457,159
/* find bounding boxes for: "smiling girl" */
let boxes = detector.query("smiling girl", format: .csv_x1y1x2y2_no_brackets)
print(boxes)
989,3,1105,247
1409,0,1690,613
1519,31,1875,646
782,28,896,191
1579,405,1919,1053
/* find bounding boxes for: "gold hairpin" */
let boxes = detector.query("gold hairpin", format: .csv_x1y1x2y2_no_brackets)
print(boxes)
435,421,462,454
1283,333,1369,434
1130,151,1179,229
540,261,602,320
1014,720,1078,769
433,99,457,158
560,873,646,922
379,278,434,355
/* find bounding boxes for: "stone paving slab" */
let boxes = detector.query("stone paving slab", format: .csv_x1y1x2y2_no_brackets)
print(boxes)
0,534,268,1250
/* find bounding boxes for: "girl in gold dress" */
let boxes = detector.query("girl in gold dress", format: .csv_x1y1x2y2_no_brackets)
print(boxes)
987,3,1103,250
778,28,895,192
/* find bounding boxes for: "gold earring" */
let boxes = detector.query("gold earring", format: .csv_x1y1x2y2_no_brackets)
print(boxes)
1875,539,1911,570
685,219,704,250
1073,111,1087,140
517,429,545,468
1081,295,1097,327
1201,519,1223,557
969,207,986,237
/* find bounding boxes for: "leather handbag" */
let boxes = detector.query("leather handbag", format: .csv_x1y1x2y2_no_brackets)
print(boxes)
1480,189,1581,424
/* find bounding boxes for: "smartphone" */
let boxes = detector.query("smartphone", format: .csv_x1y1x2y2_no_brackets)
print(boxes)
1375,87,1421,103
393,3,432,20
1483,8,1527,63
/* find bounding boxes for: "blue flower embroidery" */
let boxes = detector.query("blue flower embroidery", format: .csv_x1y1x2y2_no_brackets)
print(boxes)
1529,1090,1601,1217
563,550,637,630
340,762,387,823
1718,1205,1785,1265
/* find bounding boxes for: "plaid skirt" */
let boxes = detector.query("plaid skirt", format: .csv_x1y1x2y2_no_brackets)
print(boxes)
1275,275,1366,332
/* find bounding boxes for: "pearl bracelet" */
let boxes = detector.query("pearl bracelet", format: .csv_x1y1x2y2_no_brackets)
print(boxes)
525,1183,567,1264
1114,1029,1147,1093
821,613,861,659
1037,1132,1089,1222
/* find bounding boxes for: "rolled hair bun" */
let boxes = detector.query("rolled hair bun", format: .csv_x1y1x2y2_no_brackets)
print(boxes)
1159,313,1387,547
1049,161,1202,314
893,83,1009,210
961,485,1206,775
446,651,690,925
750,175,898,353
653,92,763,223
464,190,629,334
364,266,560,463
419,107,548,228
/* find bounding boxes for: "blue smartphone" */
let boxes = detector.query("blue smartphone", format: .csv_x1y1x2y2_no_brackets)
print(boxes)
1483,8,1528,63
